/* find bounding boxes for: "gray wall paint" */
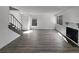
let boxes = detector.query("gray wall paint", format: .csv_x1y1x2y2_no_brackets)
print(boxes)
0,6,20,49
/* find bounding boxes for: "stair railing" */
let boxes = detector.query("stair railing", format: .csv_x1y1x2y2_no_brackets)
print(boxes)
9,14,23,35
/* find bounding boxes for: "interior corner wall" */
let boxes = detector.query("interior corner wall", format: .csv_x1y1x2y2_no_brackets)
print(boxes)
0,6,20,49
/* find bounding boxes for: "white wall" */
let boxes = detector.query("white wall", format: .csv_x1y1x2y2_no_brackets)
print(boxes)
21,13,57,30
0,6,20,49
56,7,79,23
55,7,79,44
56,7,79,35
21,14,31,30
30,14,56,29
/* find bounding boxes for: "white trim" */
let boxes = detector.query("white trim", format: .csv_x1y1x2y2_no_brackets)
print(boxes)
58,32,68,43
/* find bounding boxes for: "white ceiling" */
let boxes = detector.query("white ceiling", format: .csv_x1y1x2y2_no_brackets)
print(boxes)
14,6,74,14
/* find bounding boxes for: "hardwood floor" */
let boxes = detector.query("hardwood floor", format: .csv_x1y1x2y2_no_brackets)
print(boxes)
0,29,79,53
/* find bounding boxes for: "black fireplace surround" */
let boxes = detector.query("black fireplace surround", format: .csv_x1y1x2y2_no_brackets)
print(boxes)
66,27,78,43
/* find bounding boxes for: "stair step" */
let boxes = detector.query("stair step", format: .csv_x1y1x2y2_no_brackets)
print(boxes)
8,24,22,35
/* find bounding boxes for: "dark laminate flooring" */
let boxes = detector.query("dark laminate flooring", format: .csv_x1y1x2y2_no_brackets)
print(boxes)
0,29,79,53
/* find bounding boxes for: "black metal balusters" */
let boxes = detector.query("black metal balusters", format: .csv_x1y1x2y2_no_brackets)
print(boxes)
8,14,23,35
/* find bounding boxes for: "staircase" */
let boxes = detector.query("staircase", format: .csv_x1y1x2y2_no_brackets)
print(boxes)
8,14,23,35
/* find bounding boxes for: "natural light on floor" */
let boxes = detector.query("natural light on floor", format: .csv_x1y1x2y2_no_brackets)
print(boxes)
58,32,68,43
23,30,33,34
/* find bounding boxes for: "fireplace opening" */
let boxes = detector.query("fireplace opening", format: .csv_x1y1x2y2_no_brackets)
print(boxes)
66,27,78,43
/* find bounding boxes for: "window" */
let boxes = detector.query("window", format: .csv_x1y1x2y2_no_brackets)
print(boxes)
32,18,37,26
59,15,63,25
57,15,63,25
57,16,59,24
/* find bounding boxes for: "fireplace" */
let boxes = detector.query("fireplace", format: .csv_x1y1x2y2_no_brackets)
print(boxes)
66,27,78,43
